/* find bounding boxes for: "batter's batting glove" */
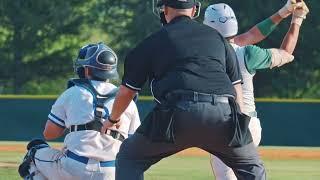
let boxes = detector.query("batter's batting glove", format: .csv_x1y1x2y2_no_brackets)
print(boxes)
278,0,305,18
291,1,309,26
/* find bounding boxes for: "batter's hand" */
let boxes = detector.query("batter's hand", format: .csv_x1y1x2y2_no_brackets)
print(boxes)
293,1,309,19
291,1,309,26
278,0,304,18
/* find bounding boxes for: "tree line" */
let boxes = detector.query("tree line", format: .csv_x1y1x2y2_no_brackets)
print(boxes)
0,0,319,98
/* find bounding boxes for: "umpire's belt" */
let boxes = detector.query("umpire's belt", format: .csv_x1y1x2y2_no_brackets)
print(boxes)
66,150,115,167
69,125,125,142
165,90,231,104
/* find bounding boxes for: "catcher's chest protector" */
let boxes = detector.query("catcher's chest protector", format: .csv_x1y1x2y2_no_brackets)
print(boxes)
67,79,119,127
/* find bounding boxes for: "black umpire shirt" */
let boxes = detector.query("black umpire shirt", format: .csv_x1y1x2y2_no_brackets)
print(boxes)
122,16,242,102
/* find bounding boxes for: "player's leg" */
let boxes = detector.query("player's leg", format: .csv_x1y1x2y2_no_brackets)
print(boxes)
116,132,188,180
116,102,209,180
18,139,75,180
66,159,116,180
205,142,266,180
249,117,262,146
28,162,47,180
209,116,262,180
34,146,74,180
18,139,50,180
116,100,243,180
210,154,237,180
95,167,116,180
34,141,120,180
204,100,265,180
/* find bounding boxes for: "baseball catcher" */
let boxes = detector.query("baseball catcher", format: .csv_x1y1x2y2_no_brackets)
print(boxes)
18,42,141,180
203,0,309,179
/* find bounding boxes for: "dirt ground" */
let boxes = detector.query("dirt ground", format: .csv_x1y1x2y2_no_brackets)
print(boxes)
0,144,61,153
176,147,320,160
0,162,18,168
1,144,320,161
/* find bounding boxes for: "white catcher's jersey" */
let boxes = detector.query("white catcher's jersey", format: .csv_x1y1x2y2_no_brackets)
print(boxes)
48,80,141,161
230,43,256,115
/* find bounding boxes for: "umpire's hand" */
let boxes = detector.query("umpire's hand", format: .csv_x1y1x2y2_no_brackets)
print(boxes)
101,117,121,134
101,85,138,134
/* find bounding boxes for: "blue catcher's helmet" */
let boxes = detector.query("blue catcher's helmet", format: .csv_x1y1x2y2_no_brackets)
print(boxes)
74,42,119,80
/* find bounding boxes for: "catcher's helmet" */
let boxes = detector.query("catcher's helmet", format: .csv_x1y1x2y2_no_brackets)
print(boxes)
203,3,238,38
74,42,119,80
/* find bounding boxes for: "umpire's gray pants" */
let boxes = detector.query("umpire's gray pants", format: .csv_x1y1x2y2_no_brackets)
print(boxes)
115,101,266,180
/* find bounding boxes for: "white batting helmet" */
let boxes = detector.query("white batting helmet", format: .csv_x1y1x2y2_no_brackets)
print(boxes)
203,3,238,38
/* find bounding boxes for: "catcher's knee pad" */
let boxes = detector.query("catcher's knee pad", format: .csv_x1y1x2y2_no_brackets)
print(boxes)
18,139,49,178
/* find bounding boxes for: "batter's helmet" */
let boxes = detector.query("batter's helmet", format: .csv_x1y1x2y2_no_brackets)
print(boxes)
74,42,119,80
203,3,238,38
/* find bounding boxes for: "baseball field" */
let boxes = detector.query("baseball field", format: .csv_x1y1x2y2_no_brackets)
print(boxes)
1,142,320,180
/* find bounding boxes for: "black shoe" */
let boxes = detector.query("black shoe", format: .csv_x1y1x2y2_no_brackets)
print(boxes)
18,150,34,178
18,139,49,178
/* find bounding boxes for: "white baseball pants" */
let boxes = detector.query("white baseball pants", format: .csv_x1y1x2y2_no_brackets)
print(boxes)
210,117,262,180
27,147,115,180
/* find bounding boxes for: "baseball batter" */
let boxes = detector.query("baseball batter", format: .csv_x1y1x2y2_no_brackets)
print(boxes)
18,42,140,180
203,0,309,179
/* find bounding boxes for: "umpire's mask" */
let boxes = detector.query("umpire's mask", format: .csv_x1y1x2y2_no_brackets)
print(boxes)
152,0,201,25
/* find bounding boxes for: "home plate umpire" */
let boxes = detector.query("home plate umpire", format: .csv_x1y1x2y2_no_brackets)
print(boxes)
101,0,266,179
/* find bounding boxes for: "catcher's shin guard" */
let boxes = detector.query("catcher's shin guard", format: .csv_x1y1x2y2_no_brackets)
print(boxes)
18,139,49,179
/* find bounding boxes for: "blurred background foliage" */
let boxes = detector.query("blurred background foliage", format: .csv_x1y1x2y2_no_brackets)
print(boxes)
0,0,318,98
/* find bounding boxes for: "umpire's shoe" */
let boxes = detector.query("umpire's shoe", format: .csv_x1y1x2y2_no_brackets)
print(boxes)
18,139,49,179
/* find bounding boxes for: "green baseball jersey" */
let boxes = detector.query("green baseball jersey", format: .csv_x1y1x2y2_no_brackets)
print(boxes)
244,45,272,74
231,43,272,116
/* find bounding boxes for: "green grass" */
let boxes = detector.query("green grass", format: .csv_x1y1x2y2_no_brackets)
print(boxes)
0,168,19,180
264,160,320,180
0,151,24,164
146,156,213,180
145,156,320,180
1,151,320,180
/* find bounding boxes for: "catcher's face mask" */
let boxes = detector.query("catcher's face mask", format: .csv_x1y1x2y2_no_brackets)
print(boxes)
152,0,201,25
152,0,166,25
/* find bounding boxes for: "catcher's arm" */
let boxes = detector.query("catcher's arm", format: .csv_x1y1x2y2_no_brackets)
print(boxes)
233,0,304,47
43,120,65,140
